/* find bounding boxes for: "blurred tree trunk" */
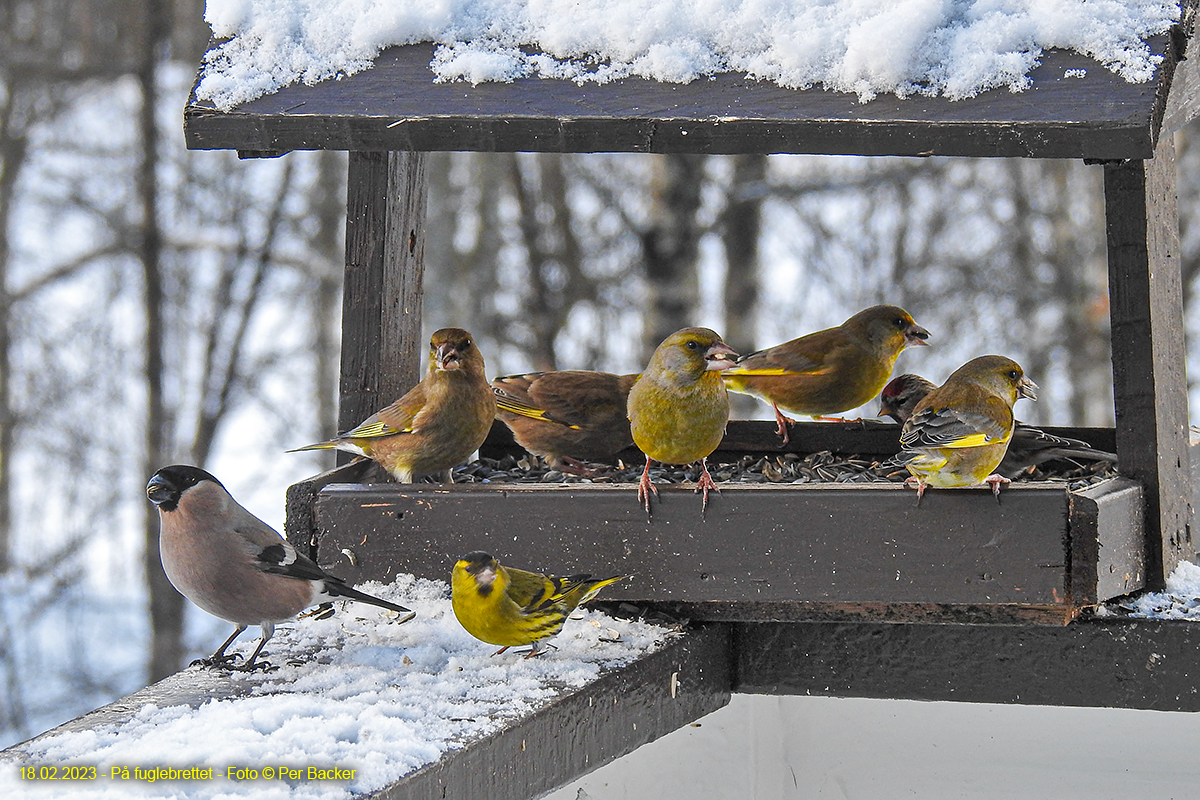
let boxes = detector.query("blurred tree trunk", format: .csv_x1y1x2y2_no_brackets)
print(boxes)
311,151,347,445
0,83,23,574
722,154,766,349
140,0,183,683
640,154,705,358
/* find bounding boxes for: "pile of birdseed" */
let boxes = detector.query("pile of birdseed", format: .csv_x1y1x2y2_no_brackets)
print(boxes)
452,451,1117,492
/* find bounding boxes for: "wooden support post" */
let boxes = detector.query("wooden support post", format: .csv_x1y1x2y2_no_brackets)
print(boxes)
340,150,427,432
286,152,426,552
1104,134,1194,589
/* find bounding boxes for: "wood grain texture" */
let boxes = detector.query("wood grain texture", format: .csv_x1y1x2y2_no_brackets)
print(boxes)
309,479,1147,620
185,36,1182,159
339,151,426,434
1104,134,1194,589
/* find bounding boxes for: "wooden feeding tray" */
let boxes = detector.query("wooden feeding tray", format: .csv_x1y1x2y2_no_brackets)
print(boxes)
290,420,1140,627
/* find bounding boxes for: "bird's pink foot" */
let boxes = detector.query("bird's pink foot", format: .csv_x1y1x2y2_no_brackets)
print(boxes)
637,459,659,517
772,404,793,445
984,473,1010,504
695,459,721,514
904,475,927,507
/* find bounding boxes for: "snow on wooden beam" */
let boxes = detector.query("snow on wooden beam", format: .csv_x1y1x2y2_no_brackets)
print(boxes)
374,625,730,800
0,627,732,799
184,33,1183,160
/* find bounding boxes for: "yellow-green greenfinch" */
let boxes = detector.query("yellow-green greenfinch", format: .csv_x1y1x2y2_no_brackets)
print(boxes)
627,327,738,515
894,356,1038,504
289,328,496,482
879,373,1115,478
492,370,638,475
722,305,930,443
451,551,627,657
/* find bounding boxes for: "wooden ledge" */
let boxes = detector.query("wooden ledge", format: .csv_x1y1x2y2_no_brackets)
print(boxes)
0,627,732,800
185,29,1188,159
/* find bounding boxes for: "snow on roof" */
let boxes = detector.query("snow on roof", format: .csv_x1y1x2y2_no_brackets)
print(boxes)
0,575,674,799
195,0,1182,111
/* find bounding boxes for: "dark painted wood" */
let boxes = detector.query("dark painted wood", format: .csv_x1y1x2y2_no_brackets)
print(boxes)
1163,8,1200,132
371,625,731,800
481,418,1119,463
1068,478,1145,604
310,479,1144,621
339,151,426,435
1104,134,1194,590
184,36,1180,159
734,619,1200,711
284,459,374,557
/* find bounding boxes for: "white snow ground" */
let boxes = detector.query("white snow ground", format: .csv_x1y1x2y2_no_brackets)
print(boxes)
194,0,1181,110
0,575,674,799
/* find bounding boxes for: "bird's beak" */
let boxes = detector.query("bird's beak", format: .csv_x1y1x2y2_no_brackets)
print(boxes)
146,474,175,507
906,325,931,346
705,341,739,371
1018,376,1038,401
436,343,462,371
473,565,497,587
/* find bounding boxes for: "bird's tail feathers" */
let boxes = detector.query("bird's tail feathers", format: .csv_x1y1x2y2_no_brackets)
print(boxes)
320,580,416,623
286,441,337,453
575,574,628,605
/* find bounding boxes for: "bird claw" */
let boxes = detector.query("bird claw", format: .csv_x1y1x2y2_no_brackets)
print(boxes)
192,652,243,670
522,643,556,659
772,406,792,445
904,476,926,508
984,474,1010,504
637,461,659,518
695,461,721,515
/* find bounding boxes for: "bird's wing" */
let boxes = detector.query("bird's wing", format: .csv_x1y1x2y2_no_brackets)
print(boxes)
900,401,1009,450
504,567,558,610
343,385,429,439
493,389,582,429
723,334,841,377
235,523,329,582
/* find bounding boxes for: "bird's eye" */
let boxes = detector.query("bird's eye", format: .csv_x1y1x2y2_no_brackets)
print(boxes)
686,340,700,350
1008,370,1020,380
462,339,472,350
894,318,906,328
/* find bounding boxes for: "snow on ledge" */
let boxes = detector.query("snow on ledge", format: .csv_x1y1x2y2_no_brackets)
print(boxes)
0,575,676,799
1106,560,1200,620
193,0,1182,111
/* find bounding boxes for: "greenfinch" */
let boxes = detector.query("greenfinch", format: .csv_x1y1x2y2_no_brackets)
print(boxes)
893,356,1038,504
626,327,739,515
451,551,627,658
879,373,1115,478
290,328,496,483
492,370,638,475
722,305,930,443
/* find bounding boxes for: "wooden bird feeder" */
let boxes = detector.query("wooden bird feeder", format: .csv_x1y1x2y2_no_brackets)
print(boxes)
24,4,1191,796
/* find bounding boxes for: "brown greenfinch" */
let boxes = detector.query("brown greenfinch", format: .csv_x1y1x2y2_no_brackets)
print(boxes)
289,328,496,483
893,356,1038,504
492,370,638,475
879,373,1115,479
451,551,626,658
627,327,739,515
722,305,930,443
